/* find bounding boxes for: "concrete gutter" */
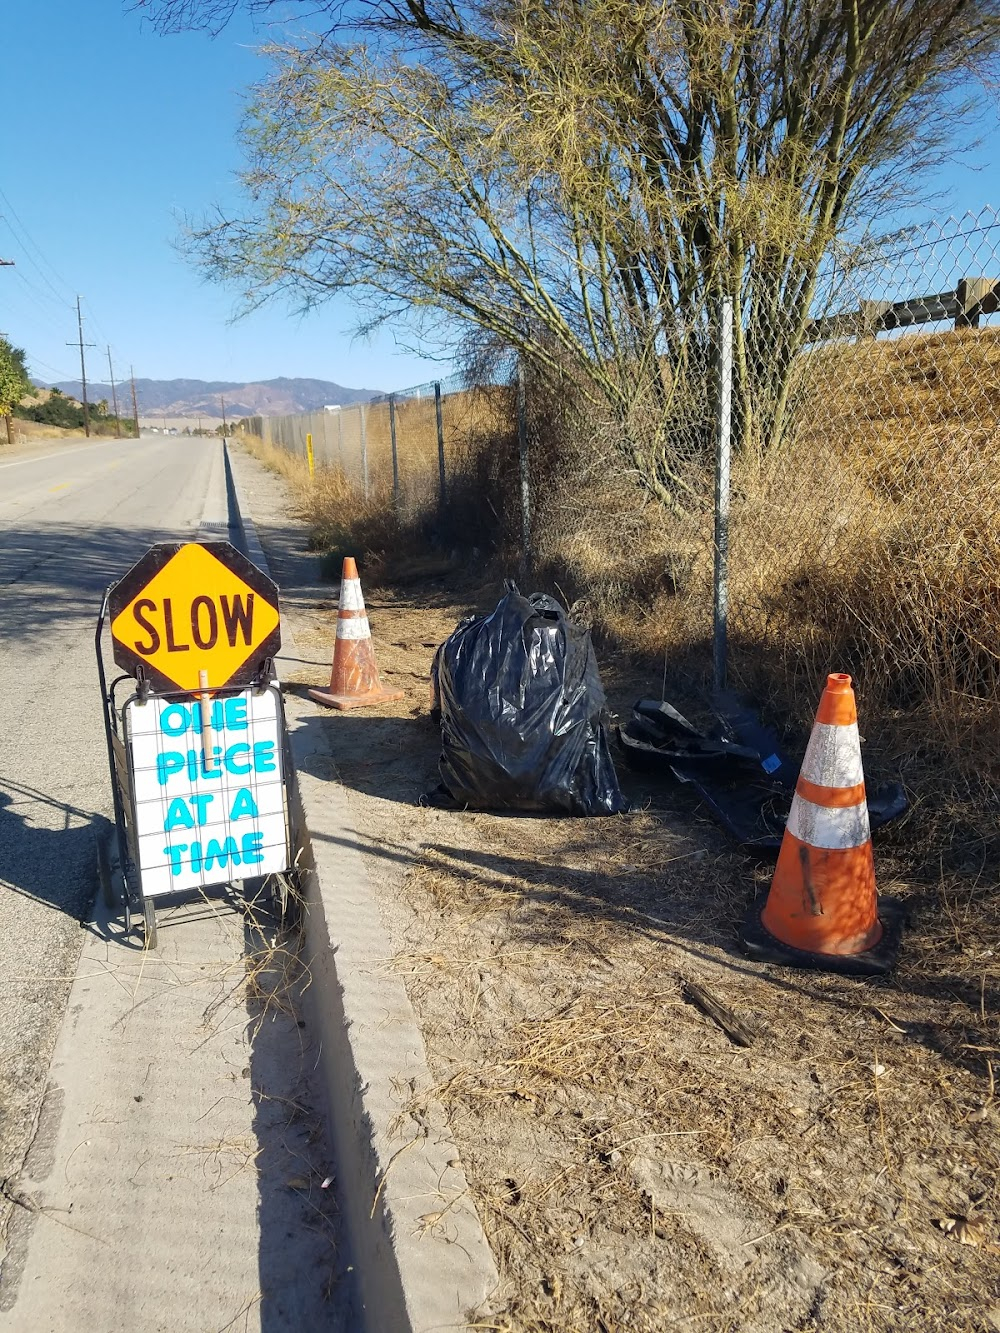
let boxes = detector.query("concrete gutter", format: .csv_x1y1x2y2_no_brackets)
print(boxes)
223,446,500,1333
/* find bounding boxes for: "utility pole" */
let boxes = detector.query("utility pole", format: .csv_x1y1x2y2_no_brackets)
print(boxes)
67,297,95,437
220,395,228,437
106,346,121,439
0,261,12,446
129,366,140,438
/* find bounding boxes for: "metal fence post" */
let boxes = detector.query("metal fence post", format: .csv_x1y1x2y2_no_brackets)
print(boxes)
336,408,344,470
713,296,734,695
434,382,446,516
360,404,369,500
321,409,331,467
516,367,531,579
389,394,400,508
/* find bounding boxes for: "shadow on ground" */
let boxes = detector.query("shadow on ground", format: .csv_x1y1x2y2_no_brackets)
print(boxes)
0,521,188,641
242,897,356,1330
0,782,107,923
286,705,1000,1091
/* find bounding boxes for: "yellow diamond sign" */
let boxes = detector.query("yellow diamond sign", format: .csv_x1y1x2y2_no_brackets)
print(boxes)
109,542,281,694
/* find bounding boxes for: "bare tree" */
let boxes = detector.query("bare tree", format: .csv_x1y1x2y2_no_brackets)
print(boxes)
154,0,1000,507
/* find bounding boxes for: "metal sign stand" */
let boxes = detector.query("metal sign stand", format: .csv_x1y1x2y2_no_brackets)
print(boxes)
95,588,296,948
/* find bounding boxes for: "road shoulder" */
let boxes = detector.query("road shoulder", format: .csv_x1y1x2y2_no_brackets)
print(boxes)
227,445,501,1333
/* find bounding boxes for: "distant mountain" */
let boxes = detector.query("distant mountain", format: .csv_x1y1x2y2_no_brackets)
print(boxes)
42,376,382,419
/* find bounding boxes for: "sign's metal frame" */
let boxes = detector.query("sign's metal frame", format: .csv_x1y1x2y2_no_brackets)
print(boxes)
96,580,297,948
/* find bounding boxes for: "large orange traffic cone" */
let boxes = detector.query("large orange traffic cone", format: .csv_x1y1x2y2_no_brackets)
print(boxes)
741,673,902,976
309,557,404,711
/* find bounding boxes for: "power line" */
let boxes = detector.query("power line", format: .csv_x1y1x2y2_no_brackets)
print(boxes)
8,264,73,319
2,258,77,368
0,193,122,366
0,204,132,424
0,187,75,304
81,296,111,346
0,195,120,384
3,272,111,389
80,296,119,363
3,299,77,365
0,261,112,398
0,214,74,311
26,355,79,382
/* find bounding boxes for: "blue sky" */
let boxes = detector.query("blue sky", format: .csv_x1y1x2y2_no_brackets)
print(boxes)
0,0,443,392
1,1,998,393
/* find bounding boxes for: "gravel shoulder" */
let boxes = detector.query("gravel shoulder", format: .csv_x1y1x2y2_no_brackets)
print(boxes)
234,443,1000,1333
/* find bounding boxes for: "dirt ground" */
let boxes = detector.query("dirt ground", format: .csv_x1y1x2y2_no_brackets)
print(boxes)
236,446,1000,1333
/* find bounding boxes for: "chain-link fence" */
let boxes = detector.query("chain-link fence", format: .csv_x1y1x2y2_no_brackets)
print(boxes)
245,369,531,560
247,370,520,516
252,208,1000,785
717,208,1000,780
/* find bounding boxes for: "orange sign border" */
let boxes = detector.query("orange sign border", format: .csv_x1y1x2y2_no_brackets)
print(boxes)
108,541,281,694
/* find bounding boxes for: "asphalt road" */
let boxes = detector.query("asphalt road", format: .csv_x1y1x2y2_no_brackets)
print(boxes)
0,435,351,1330
0,435,223,1188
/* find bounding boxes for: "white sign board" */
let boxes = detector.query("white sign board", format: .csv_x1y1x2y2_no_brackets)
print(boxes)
127,686,289,898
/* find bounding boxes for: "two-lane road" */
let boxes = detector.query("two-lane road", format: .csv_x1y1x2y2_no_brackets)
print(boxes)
0,435,224,1187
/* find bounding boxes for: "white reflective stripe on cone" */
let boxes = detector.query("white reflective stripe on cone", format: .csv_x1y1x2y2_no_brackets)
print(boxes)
799,722,864,789
336,615,372,640
786,792,871,850
338,579,366,612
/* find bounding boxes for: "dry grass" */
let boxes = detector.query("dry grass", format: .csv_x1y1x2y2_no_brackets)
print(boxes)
535,331,1000,810
240,434,390,561
250,326,1000,871
232,446,1000,1332
360,385,513,514
721,330,1000,864
393,802,1000,1333
241,433,309,485
243,394,519,580
3,419,84,443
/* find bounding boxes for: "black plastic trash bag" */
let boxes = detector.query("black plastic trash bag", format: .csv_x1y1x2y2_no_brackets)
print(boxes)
431,585,627,815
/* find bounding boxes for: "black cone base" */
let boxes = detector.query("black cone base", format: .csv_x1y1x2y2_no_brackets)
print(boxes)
740,895,905,977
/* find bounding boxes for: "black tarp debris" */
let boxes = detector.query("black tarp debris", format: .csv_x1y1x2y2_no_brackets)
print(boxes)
429,585,628,815
619,692,906,851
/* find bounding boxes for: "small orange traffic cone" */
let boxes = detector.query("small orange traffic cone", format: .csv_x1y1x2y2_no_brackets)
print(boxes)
741,673,902,976
309,557,404,711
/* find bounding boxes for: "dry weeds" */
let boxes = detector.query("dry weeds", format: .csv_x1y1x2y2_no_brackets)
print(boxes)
396,800,1000,1332
251,326,1000,874
233,438,1000,1332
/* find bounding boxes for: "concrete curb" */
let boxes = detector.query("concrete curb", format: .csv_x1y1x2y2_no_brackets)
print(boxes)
223,446,500,1333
